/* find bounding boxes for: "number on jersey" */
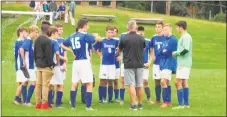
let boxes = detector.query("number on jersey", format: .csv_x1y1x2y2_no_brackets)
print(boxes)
71,37,81,49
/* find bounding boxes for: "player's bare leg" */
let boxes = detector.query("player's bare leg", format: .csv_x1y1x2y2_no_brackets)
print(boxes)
143,79,153,104
128,85,137,108
182,79,189,108
70,83,78,108
14,82,22,105
172,78,184,110
154,79,161,104
137,87,144,110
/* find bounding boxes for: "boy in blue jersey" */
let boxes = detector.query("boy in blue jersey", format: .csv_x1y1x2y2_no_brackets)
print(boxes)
13,27,28,105
19,25,39,106
94,26,119,104
60,19,102,110
159,24,178,108
137,26,154,104
150,21,166,104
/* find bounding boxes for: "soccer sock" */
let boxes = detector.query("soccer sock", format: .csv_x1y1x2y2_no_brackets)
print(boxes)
70,90,77,108
52,90,55,103
18,97,22,103
21,85,27,103
82,85,87,102
168,85,171,103
56,91,63,106
162,87,168,103
120,88,125,101
144,87,151,100
14,96,20,102
177,89,184,106
103,86,107,101
81,85,86,103
26,85,35,103
86,92,92,108
155,85,161,101
98,85,103,101
114,89,119,100
108,86,113,102
48,90,53,106
183,88,189,105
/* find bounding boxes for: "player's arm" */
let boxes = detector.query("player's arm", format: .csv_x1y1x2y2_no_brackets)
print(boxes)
173,37,190,57
149,38,156,62
20,40,29,68
63,51,67,70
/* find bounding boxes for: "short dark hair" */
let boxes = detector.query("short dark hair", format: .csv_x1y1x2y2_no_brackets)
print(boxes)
48,26,58,37
77,19,88,29
42,21,51,26
55,24,63,28
106,25,114,31
113,26,118,33
156,20,164,26
137,26,144,31
176,21,187,30
17,27,27,37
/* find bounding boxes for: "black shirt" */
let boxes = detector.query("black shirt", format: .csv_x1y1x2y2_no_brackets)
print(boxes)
34,35,54,68
119,32,145,69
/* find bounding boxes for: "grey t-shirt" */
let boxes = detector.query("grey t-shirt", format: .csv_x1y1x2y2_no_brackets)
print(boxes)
119,32,145,69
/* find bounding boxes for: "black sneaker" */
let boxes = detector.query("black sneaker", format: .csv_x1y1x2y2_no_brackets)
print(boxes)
138,103,143,110
129,104,137,111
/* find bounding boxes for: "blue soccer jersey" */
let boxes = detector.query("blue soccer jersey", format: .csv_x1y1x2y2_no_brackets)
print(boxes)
93,38,119,65
144,38,151,64
150,34,166,65
113,37,120,69
51,39,60,64
87,43,93,60
21,37,34,69
14,39,24,71
119,32,128,63
57,37,65,65
63,32,95,60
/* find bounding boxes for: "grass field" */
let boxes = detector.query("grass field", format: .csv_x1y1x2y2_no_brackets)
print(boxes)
1,3,226,116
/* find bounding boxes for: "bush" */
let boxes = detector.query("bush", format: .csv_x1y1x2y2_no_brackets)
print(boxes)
213,13,226,22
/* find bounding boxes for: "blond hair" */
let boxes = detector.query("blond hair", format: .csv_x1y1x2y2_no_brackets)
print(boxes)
29,25,39,33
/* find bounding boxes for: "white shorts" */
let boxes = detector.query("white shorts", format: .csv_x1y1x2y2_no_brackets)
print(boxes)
143,68,149,80
115,68,120,79
72,60,93,83
152,64,161,80
160,69,172,80
120,64,124,77
50,66,65,85
16,70,28,82
176,67,191,79
28,69,36,81
99,65,116,80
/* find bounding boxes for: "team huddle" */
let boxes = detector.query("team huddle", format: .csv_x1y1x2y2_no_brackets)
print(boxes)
13,19,192,111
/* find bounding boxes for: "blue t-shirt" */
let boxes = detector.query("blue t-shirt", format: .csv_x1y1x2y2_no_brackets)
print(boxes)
58,5,65,12
144,38,151,64
57,38,65,65
21,37,34,69
63,32,95,60
51,39,60,64
93,38,119,65
14,39,24,71
113,37,120,68
150,34,166,65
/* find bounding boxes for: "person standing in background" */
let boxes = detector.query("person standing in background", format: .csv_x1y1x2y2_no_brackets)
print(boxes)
64,1,75,26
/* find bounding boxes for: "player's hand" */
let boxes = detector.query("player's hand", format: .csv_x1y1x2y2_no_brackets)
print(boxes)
23,61,27,68
172,52,176,57
64,57,68,63
72,54,76,59
116,57,121,62
63,63,67,71
144,62,150,68
92,33,99,37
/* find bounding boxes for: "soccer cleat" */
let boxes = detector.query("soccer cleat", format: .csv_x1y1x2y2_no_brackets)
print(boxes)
25,103,33,107
153,100,161,105
13,100,20,105
120,101,124,105
129,105,137,111
148,99,154,104
103,100,108,103
161,102,168,109
172,106,184,110
35,103,42,109
138,104,143,110
41,102,52,110
108,100,114,103
56,106,64,109
99,100,104,104
167,102,172,107
184,105,190,108
86,107,96,111
115,99,120,102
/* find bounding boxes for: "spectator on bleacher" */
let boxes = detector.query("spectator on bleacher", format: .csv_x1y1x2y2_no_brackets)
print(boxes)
54,1,66,20
29,0,35,10
34,2,43,20
49,1,58,20
64,1,75,26
43,1,49,12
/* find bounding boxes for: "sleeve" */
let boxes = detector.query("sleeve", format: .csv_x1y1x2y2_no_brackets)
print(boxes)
150,37,154,48
54,42,59,53
46,39,54,66
115,40,119,48
93,42,101,51
21,40,30,51
63,36,71,47
14,42,18,60
88,43,92,51
142,38,146,48
118,39,124,51
85,33,95,43
174,36,190,56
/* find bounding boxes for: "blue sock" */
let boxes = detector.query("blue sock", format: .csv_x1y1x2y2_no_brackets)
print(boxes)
167,85,171,103
163,87,168,103
103,86,107,101
56,91,63,106
108,86,113,102
21,85,27,103
144,87,151,100
25,85,35,103
86,92,92,108
18,97,22,103
177,89,184,106
98,86,103,101
82,86,86,103
114,89,119,100
48,90,53,106
52,90,55,103
120,88,125,101
155,85,161,101
14,96,19,102
70,90,77,108
183,88,189,105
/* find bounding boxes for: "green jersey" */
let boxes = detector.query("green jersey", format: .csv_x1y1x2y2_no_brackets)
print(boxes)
174,31,192,68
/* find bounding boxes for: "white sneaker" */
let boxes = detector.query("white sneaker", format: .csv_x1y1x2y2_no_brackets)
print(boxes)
129,107,138,111
86,107,96,111
172,106,184,110
120,101,124,105
25,103,33,107
148,100,154,104
184,105,190,108
103,100,108,103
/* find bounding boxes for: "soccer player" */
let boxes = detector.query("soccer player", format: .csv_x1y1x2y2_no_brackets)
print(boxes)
172,21,192,109
137,26,154,104
113,27,120,102
150,21,166,104
94,26,119,104
60,19,102,110
159,24,178,108
13,27,28,105
19,25,39,106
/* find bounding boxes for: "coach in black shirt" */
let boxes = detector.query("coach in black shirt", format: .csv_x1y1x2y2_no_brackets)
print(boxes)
118,20,145,110
34,21,54,109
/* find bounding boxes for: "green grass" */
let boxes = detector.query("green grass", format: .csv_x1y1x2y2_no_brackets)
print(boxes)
1,3,226,116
